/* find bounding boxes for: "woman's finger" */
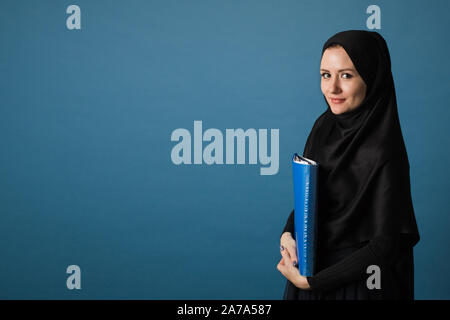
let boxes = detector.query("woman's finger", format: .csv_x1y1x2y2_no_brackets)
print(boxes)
281,243,291,259
280,247,291,264
288,246,298,266
281,240,298,263
283,246,298,268
277,259,285,274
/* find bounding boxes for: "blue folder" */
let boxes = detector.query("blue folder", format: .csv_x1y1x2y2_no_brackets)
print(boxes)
292,153,319,276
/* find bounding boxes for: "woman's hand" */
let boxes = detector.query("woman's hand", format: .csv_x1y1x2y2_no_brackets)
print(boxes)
280,232,298,266
277,233,311,290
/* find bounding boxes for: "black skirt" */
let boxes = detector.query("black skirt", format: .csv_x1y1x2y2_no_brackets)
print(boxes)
282,243,415,300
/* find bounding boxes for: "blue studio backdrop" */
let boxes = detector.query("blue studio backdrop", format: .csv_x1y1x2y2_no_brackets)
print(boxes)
1,0,449,299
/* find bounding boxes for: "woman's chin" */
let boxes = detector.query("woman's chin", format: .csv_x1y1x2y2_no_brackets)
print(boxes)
330,105,347,115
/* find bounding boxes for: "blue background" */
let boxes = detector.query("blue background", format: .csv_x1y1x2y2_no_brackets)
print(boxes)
0,0,449,299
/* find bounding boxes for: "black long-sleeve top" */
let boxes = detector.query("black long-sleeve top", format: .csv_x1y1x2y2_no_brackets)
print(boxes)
281,209,414,292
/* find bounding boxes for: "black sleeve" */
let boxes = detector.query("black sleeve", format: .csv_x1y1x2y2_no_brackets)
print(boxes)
306,234,412,292
281,209,295,238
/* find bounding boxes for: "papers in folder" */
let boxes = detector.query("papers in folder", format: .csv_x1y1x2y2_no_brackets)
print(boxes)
292,153,318,276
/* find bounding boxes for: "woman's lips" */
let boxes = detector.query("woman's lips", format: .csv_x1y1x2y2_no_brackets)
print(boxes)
330,98,346,104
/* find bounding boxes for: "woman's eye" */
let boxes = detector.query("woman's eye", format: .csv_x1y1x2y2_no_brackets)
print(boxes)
321,72,352,79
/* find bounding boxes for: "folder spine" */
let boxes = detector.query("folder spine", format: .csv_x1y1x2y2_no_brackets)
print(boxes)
292,153,318,277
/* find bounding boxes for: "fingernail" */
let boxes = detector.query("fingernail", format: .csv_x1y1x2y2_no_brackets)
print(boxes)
280,245,284,251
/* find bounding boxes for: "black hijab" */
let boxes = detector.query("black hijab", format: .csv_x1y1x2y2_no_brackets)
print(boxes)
303,30,420,250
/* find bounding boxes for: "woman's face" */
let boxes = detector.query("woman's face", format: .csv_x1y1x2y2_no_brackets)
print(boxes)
320,46,367,115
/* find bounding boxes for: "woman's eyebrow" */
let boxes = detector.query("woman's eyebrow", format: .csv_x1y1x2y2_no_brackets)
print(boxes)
320,68,355,72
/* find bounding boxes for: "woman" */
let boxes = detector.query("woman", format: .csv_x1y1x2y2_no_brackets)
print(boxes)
276,30,420,300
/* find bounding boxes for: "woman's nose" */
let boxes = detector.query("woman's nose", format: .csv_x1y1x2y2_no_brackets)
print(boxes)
329,76,342,94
